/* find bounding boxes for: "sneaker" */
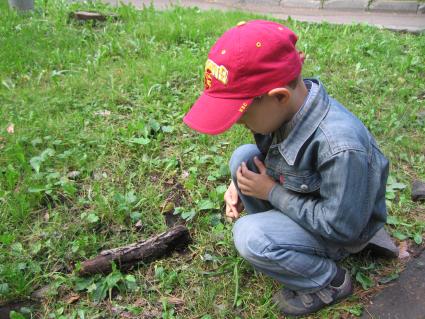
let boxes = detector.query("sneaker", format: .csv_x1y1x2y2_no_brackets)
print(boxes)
272,268,353,317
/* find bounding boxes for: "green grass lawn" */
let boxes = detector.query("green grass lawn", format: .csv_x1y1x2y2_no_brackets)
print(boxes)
1,0,424,317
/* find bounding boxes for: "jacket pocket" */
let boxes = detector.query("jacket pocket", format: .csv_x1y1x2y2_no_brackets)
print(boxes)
282,171,321,193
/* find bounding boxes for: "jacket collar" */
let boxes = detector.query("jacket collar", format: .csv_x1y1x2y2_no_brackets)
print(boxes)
277,78,330,166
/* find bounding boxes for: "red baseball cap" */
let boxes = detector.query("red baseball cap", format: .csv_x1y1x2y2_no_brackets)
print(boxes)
183,19,303,135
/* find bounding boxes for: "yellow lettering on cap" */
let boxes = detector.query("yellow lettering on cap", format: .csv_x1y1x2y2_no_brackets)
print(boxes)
205,59,228,86
239,102,248,113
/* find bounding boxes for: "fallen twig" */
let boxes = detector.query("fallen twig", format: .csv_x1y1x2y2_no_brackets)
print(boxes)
78,225,191,276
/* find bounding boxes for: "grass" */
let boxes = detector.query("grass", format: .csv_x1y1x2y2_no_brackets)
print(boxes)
0,0,424,317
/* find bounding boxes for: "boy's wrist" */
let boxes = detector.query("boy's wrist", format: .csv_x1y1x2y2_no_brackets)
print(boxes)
268,182,286,207
268,182,279,202
263,180,277,201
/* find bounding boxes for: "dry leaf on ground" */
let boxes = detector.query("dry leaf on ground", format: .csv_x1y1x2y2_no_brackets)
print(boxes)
65,293,80,304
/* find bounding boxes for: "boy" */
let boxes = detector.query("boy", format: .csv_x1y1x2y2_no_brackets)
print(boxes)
183,20,391,316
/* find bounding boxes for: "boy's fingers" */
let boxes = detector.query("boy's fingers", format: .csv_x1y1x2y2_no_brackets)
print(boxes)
226,206,233,218
254,156,266,174
226,198,238,210
237,174,252,188
224,190,234,205
241,162,258,179
229,203,237,213
237,165,255,194
236,166,245,183
225,193,239,213
241,162,250,175
239,185,252,195
225,189,243,217
226,206,238,220
227,182,238,205
236,166,242,178
230,189,238,205
225,200,238,219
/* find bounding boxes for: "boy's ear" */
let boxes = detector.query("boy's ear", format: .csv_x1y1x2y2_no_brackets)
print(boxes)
267,88,291,104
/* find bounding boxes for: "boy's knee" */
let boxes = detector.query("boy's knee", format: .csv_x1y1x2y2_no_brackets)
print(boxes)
229,144,261,178
232,215,270,261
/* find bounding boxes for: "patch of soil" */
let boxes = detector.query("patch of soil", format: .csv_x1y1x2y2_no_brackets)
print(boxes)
151,173,189,228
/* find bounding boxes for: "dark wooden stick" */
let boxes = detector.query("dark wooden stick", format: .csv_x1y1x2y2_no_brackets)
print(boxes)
78,225,191,276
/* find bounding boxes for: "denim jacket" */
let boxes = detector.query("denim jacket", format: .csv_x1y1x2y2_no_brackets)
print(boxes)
255,78,389,249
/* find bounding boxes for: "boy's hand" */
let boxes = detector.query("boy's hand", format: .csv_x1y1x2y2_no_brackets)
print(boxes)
236,156,277,201
224,180,244,220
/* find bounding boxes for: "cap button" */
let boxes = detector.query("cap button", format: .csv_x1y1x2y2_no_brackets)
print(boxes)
237,21,246,27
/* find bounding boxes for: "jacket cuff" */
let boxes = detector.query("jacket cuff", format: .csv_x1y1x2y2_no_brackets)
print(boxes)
268,183,288,209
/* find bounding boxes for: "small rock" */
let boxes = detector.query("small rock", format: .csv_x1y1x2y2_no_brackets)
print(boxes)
181,170,189,179
31,285,51,300
411,179,425,202
134,220,144,231
92,171,107,180
67,170,80,180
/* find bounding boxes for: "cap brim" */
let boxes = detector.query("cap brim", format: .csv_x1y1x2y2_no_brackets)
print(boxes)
183,93,253,135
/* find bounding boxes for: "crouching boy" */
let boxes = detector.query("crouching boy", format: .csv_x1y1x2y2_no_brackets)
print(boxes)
183,20,390,316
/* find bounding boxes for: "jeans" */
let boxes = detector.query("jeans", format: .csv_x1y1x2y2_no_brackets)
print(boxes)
230,144,349,293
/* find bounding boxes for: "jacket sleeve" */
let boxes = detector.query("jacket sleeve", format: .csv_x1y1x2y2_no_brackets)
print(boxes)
268,149,371,244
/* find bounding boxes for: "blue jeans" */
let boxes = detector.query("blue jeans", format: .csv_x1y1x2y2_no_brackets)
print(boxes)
230,144,349,293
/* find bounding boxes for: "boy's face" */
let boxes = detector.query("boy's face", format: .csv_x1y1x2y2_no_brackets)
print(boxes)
236,89,295,135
